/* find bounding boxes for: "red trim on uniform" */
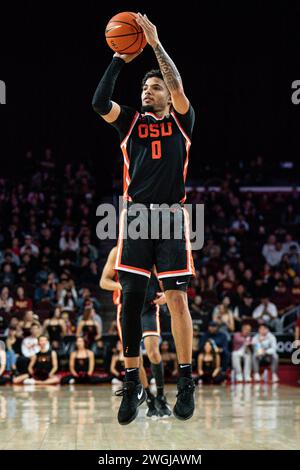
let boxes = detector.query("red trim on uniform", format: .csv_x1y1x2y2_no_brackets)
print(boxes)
183,207,195,276
156,304,161,335
116,304,122,341
143,304,161,337
144,111,166,121
122,148,131,200
157,207,195,278
142,331,160,337
171,112,191,144
120,112,139,147
157,268,192,277
115,208,151,277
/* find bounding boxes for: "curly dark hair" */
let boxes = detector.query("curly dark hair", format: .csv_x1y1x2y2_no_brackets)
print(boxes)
141,69,164,88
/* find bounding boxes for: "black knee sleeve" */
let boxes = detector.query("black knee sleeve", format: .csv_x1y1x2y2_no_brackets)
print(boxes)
118,271,149,357
121,291,145,357
118,270,149,294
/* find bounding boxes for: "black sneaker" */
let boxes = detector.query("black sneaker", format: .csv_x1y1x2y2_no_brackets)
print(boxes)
146,395,159,418
173,377,195,420
115,381,146,425
155,395,172,417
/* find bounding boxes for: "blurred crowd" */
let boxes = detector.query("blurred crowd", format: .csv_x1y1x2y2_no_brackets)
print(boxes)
0,148,300,386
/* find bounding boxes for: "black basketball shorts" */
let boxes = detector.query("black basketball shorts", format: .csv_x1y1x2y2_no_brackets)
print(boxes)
115,204,195,281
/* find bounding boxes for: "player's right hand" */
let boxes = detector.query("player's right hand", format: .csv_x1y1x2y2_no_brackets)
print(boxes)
113,50,143,63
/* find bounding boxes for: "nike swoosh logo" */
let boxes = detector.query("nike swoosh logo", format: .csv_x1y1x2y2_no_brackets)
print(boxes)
127,368,137,373
137,389,144,400
176,281,187,285
180,365,190,368
106,25,123,33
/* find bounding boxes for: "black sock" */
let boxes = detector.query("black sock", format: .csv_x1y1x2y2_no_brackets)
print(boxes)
125,368,139,384
179,363,192,379
145,387,154,400
151,362,164,396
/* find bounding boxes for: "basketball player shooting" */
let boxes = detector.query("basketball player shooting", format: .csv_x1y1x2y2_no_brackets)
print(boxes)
92,12,195,425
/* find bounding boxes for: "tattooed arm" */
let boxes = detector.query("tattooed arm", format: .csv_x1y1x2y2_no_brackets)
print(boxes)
136,13,190,114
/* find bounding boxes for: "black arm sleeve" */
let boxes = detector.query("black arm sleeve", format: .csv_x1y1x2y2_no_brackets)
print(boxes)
92,57,125,115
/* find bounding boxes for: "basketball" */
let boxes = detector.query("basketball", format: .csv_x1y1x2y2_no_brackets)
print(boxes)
105,12,147,54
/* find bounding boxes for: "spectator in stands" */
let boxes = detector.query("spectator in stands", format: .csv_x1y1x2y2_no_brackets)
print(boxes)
243,269,255,296
270,280,294,316
61,310,74,335
20,235,39,257
0,263,15,287
0,340,8,385
13,286,33,314
57,281,78,311
283,234,300,254
192,324,201,370
197,339,225,385
5,326,22,373
4,315,22,336
16,323,41,375
13,335,60,385
252,296,280,332
262,235,276,262
233,292,255,325
284,246,300,276
160,340,178,377
212,296,235,340
263,236,285,267
190,295,211,331
61,336,102,384
59,229,79,253
110,339,125,384
107,320,118,336
43,307,66,350
76,307,102,348
79,260,99,285
224,236,241,261
199,321,229,372
232,323,253,382
291,277,300,305
252,324,279,382
76,287,101,314
231,214,250,235
0,286,14,314
34,281,55,304
19,310,40,337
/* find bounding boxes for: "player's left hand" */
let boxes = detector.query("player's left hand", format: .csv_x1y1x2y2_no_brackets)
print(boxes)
153,292,166,305
136,13,159,48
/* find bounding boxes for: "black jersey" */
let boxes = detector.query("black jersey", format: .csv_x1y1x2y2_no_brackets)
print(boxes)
111,105,195,204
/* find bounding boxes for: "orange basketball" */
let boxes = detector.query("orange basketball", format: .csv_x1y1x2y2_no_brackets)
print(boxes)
105,12,147,54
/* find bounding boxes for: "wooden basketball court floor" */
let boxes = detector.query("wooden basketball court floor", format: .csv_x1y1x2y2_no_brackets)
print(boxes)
0,383,299,450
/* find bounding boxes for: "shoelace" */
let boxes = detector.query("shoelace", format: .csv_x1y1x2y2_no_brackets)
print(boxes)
115,382,135,397
115,386,131,397
176,384,195,403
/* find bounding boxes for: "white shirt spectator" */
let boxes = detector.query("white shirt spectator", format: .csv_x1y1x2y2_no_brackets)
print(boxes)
21,336,40,358
252,301,278,323
58,287,78,311
231,218,249,232
283,239,300,254
20,241,39,257
59,235,79,252
262,244,284,266
252,331,277,356
0,289,14,313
